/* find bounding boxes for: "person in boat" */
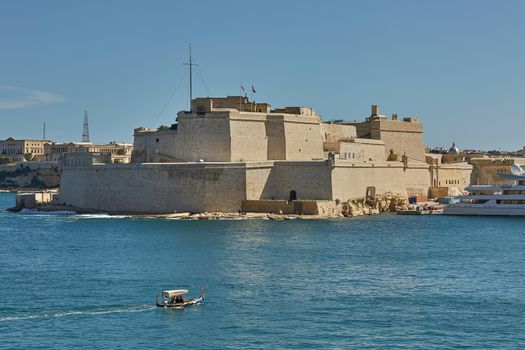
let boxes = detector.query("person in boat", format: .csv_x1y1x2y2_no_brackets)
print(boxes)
174,295,184,304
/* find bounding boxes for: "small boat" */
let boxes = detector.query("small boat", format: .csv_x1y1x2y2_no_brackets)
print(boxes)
156,287,204,308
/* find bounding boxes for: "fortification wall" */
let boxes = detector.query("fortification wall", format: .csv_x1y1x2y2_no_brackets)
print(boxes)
58,160,433,214
260,161,333,200
320,123,357,141
245,164,273,200
373,119,426,162
432,163,472,188
351,118,426,162
340,139,385,162
282,116,324,160
229,114,268,162
330,161,430,201
175,113,232,162
266,117,286,160
132,128,178,163
59,163,247,213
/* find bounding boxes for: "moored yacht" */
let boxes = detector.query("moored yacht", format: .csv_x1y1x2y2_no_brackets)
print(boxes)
443,164,525,216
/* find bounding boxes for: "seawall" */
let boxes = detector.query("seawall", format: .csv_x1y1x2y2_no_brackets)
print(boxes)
57,160,431,214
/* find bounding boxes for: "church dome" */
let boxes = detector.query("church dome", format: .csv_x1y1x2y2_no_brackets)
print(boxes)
448,142,460,154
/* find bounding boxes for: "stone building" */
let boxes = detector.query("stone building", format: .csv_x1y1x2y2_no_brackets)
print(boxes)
58,97,466,214
469,157,525,185
434,142,525,186
348,105,426,162
45,141,133,164
0,137,51,161
425,151,472,198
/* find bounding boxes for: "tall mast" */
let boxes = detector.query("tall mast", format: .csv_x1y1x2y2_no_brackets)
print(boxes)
82,110,90,142
43,121,46,141
183,43,198,111
189,44,193,108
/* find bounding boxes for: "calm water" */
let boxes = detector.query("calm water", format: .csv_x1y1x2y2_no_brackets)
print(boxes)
1,192,525,349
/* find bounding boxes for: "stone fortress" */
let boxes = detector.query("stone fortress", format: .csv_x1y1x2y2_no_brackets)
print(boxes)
57,96,472,214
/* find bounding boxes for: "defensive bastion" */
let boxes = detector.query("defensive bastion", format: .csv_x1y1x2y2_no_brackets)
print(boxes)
57,96,447,215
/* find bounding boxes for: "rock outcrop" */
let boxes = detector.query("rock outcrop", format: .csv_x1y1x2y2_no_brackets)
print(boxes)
0,164,60,189
341,192,410,217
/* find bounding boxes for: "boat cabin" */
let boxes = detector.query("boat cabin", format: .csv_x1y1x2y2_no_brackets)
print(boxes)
161,289,188,304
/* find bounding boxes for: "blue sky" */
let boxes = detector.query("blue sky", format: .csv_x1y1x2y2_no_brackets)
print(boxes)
1,0,524,150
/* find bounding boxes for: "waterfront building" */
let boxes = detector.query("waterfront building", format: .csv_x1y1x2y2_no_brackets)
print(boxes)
469,157,525,185
425,146,473,198
0,137,51,162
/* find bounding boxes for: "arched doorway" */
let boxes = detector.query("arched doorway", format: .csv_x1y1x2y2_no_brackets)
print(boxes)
289,190,297,201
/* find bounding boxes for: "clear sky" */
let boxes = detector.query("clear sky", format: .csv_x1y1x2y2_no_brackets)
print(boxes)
1,0,524,150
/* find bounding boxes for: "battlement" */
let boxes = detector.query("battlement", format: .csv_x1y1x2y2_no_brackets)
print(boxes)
191,96,271,114
349,105,426,162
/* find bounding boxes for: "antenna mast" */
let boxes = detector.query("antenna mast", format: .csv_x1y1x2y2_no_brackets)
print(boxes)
183,44,198,111
82,110,90,142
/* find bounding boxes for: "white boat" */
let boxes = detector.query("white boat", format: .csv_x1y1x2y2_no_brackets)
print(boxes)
443,164,525,216
156,287,204,308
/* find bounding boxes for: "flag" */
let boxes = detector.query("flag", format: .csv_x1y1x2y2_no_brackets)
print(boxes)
240,84,245,93
251,85,256,93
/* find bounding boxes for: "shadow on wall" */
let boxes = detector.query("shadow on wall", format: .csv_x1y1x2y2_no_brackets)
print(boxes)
259,162,333,200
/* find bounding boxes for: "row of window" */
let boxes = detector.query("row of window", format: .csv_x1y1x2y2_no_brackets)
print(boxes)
445,179,462,185
0,149,43,154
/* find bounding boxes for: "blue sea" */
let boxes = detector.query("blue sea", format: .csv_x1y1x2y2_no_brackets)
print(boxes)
1,192,525,349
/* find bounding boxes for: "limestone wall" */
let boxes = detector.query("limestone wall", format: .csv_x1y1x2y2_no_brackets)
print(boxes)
352,118,426,162
330,161,430,201
320,123,357,141
266,116,286,160
229,114,268,162
245,164,273,200
430,163,472,188
132,128,178,163
339,139,385,162
242,200,294,214
175,112,232,162
259,161,333,200
469,158,525,185
266,114,324,161
374,119,426,162
59,163,247,213
173,110,325,162
282,116,324,160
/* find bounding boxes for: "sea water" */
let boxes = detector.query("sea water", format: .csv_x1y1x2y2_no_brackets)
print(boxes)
1,192,524,349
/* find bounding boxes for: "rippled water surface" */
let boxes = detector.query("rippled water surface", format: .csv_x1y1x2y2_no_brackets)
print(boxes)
1,192,525,349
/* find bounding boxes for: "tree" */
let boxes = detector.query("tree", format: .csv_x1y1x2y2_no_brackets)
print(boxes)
23,153,33,161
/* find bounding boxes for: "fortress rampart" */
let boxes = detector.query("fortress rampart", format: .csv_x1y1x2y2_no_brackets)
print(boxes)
58,159,430,214
58,97,464,214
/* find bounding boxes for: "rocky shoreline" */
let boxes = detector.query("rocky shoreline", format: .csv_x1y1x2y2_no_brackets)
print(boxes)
7,190,424,220
6,191,419,220
341,192,410,217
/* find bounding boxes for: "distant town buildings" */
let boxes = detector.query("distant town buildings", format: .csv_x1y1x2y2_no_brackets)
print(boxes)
45,142,133,163
0,138,132,164
0,138,51,162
